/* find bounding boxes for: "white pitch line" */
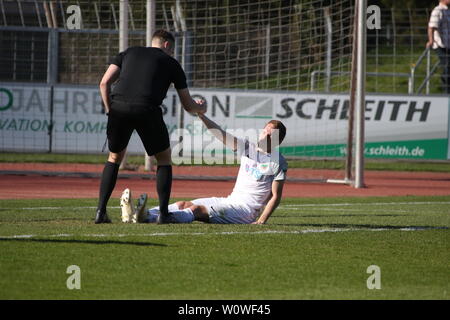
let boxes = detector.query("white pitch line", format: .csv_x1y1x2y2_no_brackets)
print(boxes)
280,201,450,208
0,206,121,211
3,201,449,211
280,207,412,212
0,226,446,240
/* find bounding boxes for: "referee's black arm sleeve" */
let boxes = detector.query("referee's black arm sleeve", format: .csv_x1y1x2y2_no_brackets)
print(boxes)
109,50,126,68
172,60,188,89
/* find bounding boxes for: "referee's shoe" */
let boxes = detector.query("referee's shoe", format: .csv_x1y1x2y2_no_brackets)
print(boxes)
156,212,178,224
95,210,112,224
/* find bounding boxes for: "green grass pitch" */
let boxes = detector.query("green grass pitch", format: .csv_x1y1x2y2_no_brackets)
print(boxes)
0,195,449,300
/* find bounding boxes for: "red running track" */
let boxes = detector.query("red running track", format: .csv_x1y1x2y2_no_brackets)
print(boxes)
0,163,449,199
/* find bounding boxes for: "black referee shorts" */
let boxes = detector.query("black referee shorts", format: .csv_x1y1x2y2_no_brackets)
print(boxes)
106,100,170,156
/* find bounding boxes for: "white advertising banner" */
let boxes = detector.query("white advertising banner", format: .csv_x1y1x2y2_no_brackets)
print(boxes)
0,83,52,152
1,83,449,159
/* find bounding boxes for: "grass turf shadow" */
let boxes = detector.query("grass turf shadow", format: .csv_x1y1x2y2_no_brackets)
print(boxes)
274,214,409,218
0,238,167,247
271,223,448,230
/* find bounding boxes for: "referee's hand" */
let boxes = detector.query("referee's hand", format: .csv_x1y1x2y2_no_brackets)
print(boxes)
195,99,207,115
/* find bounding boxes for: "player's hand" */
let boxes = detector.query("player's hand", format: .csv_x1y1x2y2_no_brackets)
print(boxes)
251,220,265,225
195,99,207,115
426,40,433,48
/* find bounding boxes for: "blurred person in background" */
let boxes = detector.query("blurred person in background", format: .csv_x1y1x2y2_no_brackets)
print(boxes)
427,0,450,93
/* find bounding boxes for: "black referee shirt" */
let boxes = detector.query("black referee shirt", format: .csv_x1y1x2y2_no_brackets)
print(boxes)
110,46,187,106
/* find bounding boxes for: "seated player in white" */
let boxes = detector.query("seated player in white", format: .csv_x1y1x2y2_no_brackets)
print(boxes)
120,114,287,225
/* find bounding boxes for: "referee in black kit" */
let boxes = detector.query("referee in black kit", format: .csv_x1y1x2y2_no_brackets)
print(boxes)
95,29,206,224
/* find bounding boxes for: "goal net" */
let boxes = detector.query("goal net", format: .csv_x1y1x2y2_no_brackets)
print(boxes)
166,0,358,183
0,0,360,184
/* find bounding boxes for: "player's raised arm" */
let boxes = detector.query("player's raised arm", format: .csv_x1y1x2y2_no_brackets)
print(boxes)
198,113,239,151
253,180,285,225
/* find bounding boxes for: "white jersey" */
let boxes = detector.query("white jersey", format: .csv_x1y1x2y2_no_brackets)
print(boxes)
429,4,450,49
227,140,288,212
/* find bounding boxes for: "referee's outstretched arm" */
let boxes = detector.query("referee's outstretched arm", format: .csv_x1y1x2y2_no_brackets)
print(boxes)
177,88,207,114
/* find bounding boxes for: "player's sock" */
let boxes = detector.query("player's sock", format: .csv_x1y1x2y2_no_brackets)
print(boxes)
156,165,172,216
147,203,179,215
147,206,159,215
145,206,192,223
145,212,159,223
97,161,120,213
169,208,195,223
146,203,179,222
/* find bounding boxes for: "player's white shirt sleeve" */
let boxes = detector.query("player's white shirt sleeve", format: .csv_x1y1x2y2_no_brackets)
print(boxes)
273,152,288,181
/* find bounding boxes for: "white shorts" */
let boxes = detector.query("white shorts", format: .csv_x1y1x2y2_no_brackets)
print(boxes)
191,197,258,224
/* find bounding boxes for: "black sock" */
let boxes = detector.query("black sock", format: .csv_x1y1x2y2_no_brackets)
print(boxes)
97,161,120,213
156,165,172,216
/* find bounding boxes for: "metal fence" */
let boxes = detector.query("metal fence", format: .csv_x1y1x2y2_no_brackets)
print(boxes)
1,0,148,86
365,7,443,95
0,0,447,95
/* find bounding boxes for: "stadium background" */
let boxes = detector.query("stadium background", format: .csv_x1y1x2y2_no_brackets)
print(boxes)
1,1,449,167
0,0,449,302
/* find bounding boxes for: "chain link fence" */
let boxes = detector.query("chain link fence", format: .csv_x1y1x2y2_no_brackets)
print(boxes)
0,0,446,94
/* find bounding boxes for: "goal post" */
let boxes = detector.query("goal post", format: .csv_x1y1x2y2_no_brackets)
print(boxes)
118,0,129,170
328,0,367,188
145,0,156,172
354,0,367,189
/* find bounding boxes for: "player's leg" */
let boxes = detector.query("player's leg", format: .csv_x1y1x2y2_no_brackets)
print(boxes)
144,204,208,224
147,202,185,214
95,151,127,224
141,198,227,224
175,201,194,209
170,197,227,223
142,200,207,223
153,147,172,222
136,109,172,223
141,198,254,224
142,201,191,223
188,205,210,222
107,150,126,163
207,200,256,224
95,108,134,223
